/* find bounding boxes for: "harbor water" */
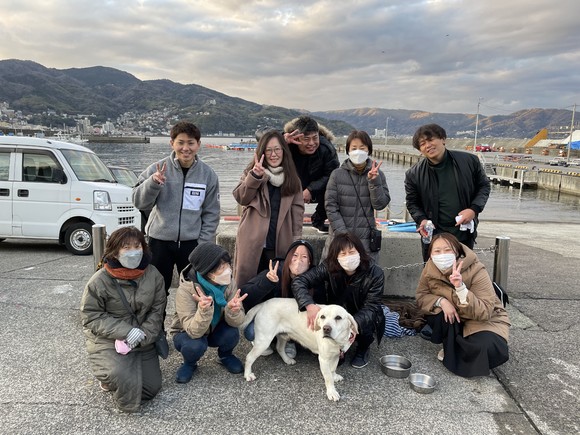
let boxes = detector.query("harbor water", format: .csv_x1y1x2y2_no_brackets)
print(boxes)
87,136,580,224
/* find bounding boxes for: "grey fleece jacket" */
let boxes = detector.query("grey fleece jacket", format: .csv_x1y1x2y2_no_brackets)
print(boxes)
133,152,220,243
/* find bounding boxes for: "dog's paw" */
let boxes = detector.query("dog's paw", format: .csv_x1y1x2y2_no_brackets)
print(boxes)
245,373,256,382
281,356,296,365
326,388,340,402
333,373,343,383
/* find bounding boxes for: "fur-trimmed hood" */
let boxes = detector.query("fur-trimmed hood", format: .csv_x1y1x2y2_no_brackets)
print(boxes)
283,117,336,143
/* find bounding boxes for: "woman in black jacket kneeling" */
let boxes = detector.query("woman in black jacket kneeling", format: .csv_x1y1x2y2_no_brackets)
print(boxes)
291,232,385,368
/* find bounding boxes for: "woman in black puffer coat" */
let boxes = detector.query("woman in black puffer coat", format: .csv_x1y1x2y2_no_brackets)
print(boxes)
292,232,385,369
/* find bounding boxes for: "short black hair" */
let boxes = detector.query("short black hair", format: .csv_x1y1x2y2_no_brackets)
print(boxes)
294,116,319,134
171,121,201,142
412,124,447,151
346,130,373,155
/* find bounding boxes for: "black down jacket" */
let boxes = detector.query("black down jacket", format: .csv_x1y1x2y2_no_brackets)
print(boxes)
292,262,385,344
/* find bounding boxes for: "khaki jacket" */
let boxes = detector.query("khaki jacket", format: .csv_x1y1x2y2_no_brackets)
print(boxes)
169,265,245,338
416,245,510,341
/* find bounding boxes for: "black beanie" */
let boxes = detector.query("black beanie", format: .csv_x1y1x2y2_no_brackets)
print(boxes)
286,239,314,262
188,242,231,276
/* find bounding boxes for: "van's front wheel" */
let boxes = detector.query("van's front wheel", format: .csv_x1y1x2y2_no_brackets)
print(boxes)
64,223,93,255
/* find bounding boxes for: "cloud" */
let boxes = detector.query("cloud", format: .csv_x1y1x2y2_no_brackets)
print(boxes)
0,0,579,114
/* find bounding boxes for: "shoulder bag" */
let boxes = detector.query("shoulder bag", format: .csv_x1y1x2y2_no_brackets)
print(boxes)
348,173,382,252
114,280,169,359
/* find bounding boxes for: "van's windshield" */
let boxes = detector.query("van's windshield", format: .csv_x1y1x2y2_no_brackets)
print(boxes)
61,149,115,182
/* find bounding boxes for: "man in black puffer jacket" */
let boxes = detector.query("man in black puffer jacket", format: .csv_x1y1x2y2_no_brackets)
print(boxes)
283,116,340,233
405,124,490,261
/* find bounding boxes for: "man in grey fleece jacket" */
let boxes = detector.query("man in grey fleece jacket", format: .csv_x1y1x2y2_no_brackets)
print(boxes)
133,122,220,293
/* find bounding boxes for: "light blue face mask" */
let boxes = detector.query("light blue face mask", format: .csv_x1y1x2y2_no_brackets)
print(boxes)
118,249,143,269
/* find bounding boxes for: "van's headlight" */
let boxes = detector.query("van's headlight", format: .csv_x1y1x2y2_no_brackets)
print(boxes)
93,191,112,211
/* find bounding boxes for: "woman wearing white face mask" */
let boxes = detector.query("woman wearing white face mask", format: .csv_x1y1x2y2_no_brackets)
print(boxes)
169,242,248,383
292,232,386,369
80,226,166,413
416,233,510,377
324,130,390,262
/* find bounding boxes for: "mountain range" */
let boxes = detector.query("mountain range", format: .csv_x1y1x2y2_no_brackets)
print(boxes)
0,59,574,138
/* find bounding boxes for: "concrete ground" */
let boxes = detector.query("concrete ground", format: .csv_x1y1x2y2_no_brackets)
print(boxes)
0,220,578,434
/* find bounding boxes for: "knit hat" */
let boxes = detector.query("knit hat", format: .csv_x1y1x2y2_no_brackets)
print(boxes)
286,239,314,262
188,242,231,276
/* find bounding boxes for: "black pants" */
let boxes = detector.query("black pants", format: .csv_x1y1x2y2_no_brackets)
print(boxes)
311,200,328,226
426,311,509,377
149,238,198,293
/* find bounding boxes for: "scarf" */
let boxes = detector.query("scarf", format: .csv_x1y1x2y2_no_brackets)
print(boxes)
264,166,285,187
196,272,228,327
104,254,150,280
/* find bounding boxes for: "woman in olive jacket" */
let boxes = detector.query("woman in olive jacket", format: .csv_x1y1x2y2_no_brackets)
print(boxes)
80,227,166,414
416,233,510,377
292,232,385,369
233,130,304,287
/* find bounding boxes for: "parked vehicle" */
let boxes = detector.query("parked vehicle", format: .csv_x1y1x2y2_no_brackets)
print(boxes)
568,158,580,167
0,137,141,255
475,144,492,152
108,165,138,187
548,157,569,167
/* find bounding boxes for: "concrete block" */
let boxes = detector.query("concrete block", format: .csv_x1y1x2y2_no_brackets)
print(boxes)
216,223,424,297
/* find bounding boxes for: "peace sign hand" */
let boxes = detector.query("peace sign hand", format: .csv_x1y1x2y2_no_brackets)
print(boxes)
153,162,167,185
192,284,213,311
252,153,265,178
266,260,280,283
449,259,464,288
227,289,248,313
367,160,382,181
284,129,303,145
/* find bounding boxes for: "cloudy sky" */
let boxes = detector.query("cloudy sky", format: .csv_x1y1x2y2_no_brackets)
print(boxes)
1,0,579,115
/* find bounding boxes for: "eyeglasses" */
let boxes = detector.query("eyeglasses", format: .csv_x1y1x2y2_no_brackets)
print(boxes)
265,147,283,156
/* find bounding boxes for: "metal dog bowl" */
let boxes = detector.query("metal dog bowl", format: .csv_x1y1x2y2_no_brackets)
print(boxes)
379,355,412,378
409,373,436,394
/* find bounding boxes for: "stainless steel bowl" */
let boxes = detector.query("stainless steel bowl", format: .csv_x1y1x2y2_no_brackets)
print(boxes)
409,373,436,394
379,355,412,378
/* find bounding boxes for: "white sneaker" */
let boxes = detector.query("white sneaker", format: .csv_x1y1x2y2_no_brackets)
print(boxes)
437,349,444,362
285,341,297,359
252,341,273,356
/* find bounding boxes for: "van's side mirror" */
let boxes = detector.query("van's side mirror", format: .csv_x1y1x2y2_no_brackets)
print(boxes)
52,168,67,184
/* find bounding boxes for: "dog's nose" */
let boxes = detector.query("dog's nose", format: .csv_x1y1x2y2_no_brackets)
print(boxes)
323,325,332,334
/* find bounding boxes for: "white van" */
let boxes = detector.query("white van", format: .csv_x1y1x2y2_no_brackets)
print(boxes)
0,136,141,255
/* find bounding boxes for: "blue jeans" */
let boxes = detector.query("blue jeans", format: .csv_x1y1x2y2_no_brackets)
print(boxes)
173,320,240,365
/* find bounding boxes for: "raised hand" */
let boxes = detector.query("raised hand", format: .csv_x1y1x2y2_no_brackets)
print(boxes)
367,160,383,181
449,259,464,288
252,152,265,177
266,260,280,283
227,289,248,313
192,284,213,311
284,129,304,145
153,162,167,185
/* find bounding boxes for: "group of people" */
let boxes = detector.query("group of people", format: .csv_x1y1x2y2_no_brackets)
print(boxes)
79,119,510,413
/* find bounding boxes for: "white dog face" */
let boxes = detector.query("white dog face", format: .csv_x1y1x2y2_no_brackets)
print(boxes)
314,305,359,344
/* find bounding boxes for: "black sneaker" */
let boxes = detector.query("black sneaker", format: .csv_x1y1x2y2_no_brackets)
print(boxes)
351,348,370,369
312,222,329,234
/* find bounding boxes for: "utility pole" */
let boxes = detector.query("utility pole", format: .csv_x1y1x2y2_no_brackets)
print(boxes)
566,103,576,164
385,117,389,147
473,97,483,151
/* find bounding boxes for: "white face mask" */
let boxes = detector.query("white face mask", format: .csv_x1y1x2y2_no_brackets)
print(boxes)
118,249,143,269
210,267,232,286
338,253,360,272
348,150,368,165
431,253,456,272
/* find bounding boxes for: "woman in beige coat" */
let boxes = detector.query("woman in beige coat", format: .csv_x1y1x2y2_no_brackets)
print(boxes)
233,130,304,287
416,233,510,377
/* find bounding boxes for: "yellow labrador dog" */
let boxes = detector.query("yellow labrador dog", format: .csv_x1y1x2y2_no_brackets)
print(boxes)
241,298,358,401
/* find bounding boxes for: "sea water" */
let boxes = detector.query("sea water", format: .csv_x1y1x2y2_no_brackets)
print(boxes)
87,137,580,224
